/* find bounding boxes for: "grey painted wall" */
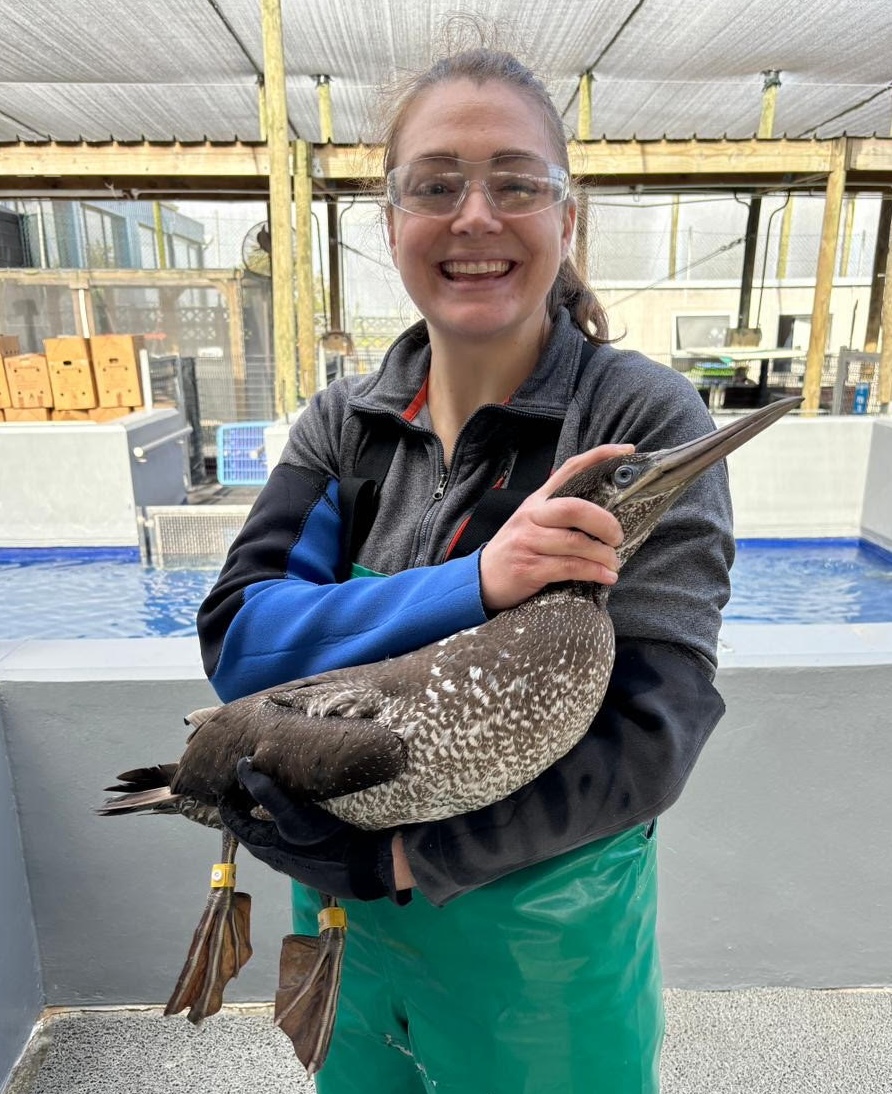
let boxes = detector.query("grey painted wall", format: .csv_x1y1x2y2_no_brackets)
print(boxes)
1,631,891,1020
0,690,43,1084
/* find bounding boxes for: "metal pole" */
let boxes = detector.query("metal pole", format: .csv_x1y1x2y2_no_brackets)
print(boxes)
864,199,891,352
327,198,342,332
879,223,892,411
260,0,297,415
294,139,317,401
803,139,847,413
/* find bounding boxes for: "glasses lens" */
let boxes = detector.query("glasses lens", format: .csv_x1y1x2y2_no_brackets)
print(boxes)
387,158,569,217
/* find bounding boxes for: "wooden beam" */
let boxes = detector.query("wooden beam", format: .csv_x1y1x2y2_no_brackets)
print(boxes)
152,202,168,269
0,268,244,286
803,141,847,413
261,0,297,416
294,139,317,402
0,137,890,195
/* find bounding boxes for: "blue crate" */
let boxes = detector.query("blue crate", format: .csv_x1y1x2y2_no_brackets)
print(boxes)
216,421,275,486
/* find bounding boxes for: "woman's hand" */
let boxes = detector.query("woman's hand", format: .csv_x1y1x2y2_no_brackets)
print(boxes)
479,443,634,614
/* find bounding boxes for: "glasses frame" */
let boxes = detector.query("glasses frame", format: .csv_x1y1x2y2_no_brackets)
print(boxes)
385,156,572,220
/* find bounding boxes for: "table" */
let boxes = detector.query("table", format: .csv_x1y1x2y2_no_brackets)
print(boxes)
676,347,805,407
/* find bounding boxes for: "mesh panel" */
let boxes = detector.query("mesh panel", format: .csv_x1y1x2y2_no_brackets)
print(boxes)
141,505,250,568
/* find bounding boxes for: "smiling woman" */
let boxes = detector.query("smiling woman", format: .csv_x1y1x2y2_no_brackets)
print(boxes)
155,39,736,1094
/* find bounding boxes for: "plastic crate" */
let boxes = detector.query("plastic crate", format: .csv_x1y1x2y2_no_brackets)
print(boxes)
215,421,274,486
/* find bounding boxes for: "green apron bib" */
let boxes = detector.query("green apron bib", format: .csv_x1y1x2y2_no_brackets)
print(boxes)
291,565,663,1092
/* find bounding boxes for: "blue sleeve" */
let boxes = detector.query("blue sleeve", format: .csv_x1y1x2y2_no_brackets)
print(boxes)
197,463,488,702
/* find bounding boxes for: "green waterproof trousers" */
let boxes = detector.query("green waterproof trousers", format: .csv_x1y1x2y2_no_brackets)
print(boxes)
291,821,663,1093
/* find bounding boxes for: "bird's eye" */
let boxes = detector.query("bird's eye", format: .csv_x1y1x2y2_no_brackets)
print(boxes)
613,464,637,487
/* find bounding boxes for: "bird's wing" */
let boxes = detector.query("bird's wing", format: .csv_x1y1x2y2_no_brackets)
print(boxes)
172,675,407,806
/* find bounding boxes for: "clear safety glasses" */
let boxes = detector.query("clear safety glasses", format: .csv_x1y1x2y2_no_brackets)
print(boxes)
386,156,571,219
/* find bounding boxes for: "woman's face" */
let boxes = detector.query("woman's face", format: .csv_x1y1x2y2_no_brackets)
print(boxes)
386,79,576,349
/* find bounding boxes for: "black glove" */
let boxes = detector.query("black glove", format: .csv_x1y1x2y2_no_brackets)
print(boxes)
218,758,412,905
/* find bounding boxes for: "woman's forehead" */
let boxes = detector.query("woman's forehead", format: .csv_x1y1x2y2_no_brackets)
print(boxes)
392,79,558,164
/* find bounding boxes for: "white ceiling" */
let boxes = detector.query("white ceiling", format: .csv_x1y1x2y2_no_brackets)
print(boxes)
0,0,890,143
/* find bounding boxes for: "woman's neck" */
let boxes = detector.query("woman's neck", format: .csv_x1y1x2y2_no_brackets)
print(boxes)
426,316,552,464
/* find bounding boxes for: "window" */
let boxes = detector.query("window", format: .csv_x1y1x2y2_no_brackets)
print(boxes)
673,313,733,353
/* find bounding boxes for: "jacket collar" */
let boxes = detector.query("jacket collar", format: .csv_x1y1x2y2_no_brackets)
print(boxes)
347,308,590,423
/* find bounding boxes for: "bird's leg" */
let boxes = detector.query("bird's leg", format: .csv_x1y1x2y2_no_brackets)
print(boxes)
274,893,347,1076
164,829,254,1024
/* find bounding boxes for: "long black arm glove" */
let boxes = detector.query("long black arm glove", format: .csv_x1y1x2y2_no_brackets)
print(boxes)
219,758,411,904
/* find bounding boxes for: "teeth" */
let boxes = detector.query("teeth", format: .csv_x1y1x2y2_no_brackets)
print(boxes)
442,260,511,276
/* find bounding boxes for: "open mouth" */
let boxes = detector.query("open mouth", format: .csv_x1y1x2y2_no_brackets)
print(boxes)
440,259,515,281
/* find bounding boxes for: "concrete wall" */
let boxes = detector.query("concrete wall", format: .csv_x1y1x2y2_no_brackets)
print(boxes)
0,667,43,1085
861,419,892,551
1,626,891,1020
725,416,875,539
0,409,188,548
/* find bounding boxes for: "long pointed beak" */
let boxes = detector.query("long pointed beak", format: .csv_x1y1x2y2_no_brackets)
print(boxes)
616,395,801,504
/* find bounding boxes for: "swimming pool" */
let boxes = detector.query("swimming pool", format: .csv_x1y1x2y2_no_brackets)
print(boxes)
1,539,891,640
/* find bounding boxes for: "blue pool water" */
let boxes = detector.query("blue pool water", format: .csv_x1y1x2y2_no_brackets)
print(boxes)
0,540,891,640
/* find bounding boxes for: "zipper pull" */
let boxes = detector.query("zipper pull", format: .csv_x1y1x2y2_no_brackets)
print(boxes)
432,471,448,501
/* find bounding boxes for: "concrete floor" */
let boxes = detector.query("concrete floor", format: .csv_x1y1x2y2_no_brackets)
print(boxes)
7,988,891,1093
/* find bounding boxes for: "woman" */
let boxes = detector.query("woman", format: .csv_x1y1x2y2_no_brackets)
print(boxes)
196,48,733,1094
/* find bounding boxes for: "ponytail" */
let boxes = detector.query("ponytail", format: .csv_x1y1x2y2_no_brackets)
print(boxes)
548,256,610,345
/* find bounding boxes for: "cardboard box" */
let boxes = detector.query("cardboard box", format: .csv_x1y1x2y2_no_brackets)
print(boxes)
4,354,53,408
51,408,93,421
0,334,21,358
45,336,98,410
89,334,145,408
4,407,51,421
88,405,137,422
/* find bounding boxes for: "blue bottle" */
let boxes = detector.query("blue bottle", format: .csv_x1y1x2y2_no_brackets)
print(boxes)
852,382,870,415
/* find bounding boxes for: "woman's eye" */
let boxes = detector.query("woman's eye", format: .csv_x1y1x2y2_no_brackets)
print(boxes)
412,175,461,197
613,465,637,487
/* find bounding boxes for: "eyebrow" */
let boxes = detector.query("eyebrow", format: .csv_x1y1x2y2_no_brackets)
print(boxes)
406,148,547,164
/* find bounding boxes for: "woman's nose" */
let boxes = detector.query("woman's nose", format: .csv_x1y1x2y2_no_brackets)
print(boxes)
450,181,503,232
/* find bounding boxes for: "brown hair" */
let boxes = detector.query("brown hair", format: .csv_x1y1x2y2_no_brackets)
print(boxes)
380,47,609,344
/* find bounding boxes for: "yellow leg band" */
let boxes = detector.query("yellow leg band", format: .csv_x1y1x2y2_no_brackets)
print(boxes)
318,906,347,932
210,863,237,889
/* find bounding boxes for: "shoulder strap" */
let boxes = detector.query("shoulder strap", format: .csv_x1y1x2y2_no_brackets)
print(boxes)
447,339,597,559
337,426,401,581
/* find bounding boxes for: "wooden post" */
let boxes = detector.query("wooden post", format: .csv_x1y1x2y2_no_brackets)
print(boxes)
802,139,847,413
260,0,297,416
153,202,167,269
294,139,317,401
577,73,593,141
776,197,794,279
669,194,680,279
221,274,248,419
757,71,781,140
315,75,333,144
839,196,856,277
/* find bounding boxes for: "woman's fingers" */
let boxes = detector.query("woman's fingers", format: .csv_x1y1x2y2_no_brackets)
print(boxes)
478,443,636,613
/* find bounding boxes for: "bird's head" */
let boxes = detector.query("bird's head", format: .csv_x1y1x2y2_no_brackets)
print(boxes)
551,395,801,569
